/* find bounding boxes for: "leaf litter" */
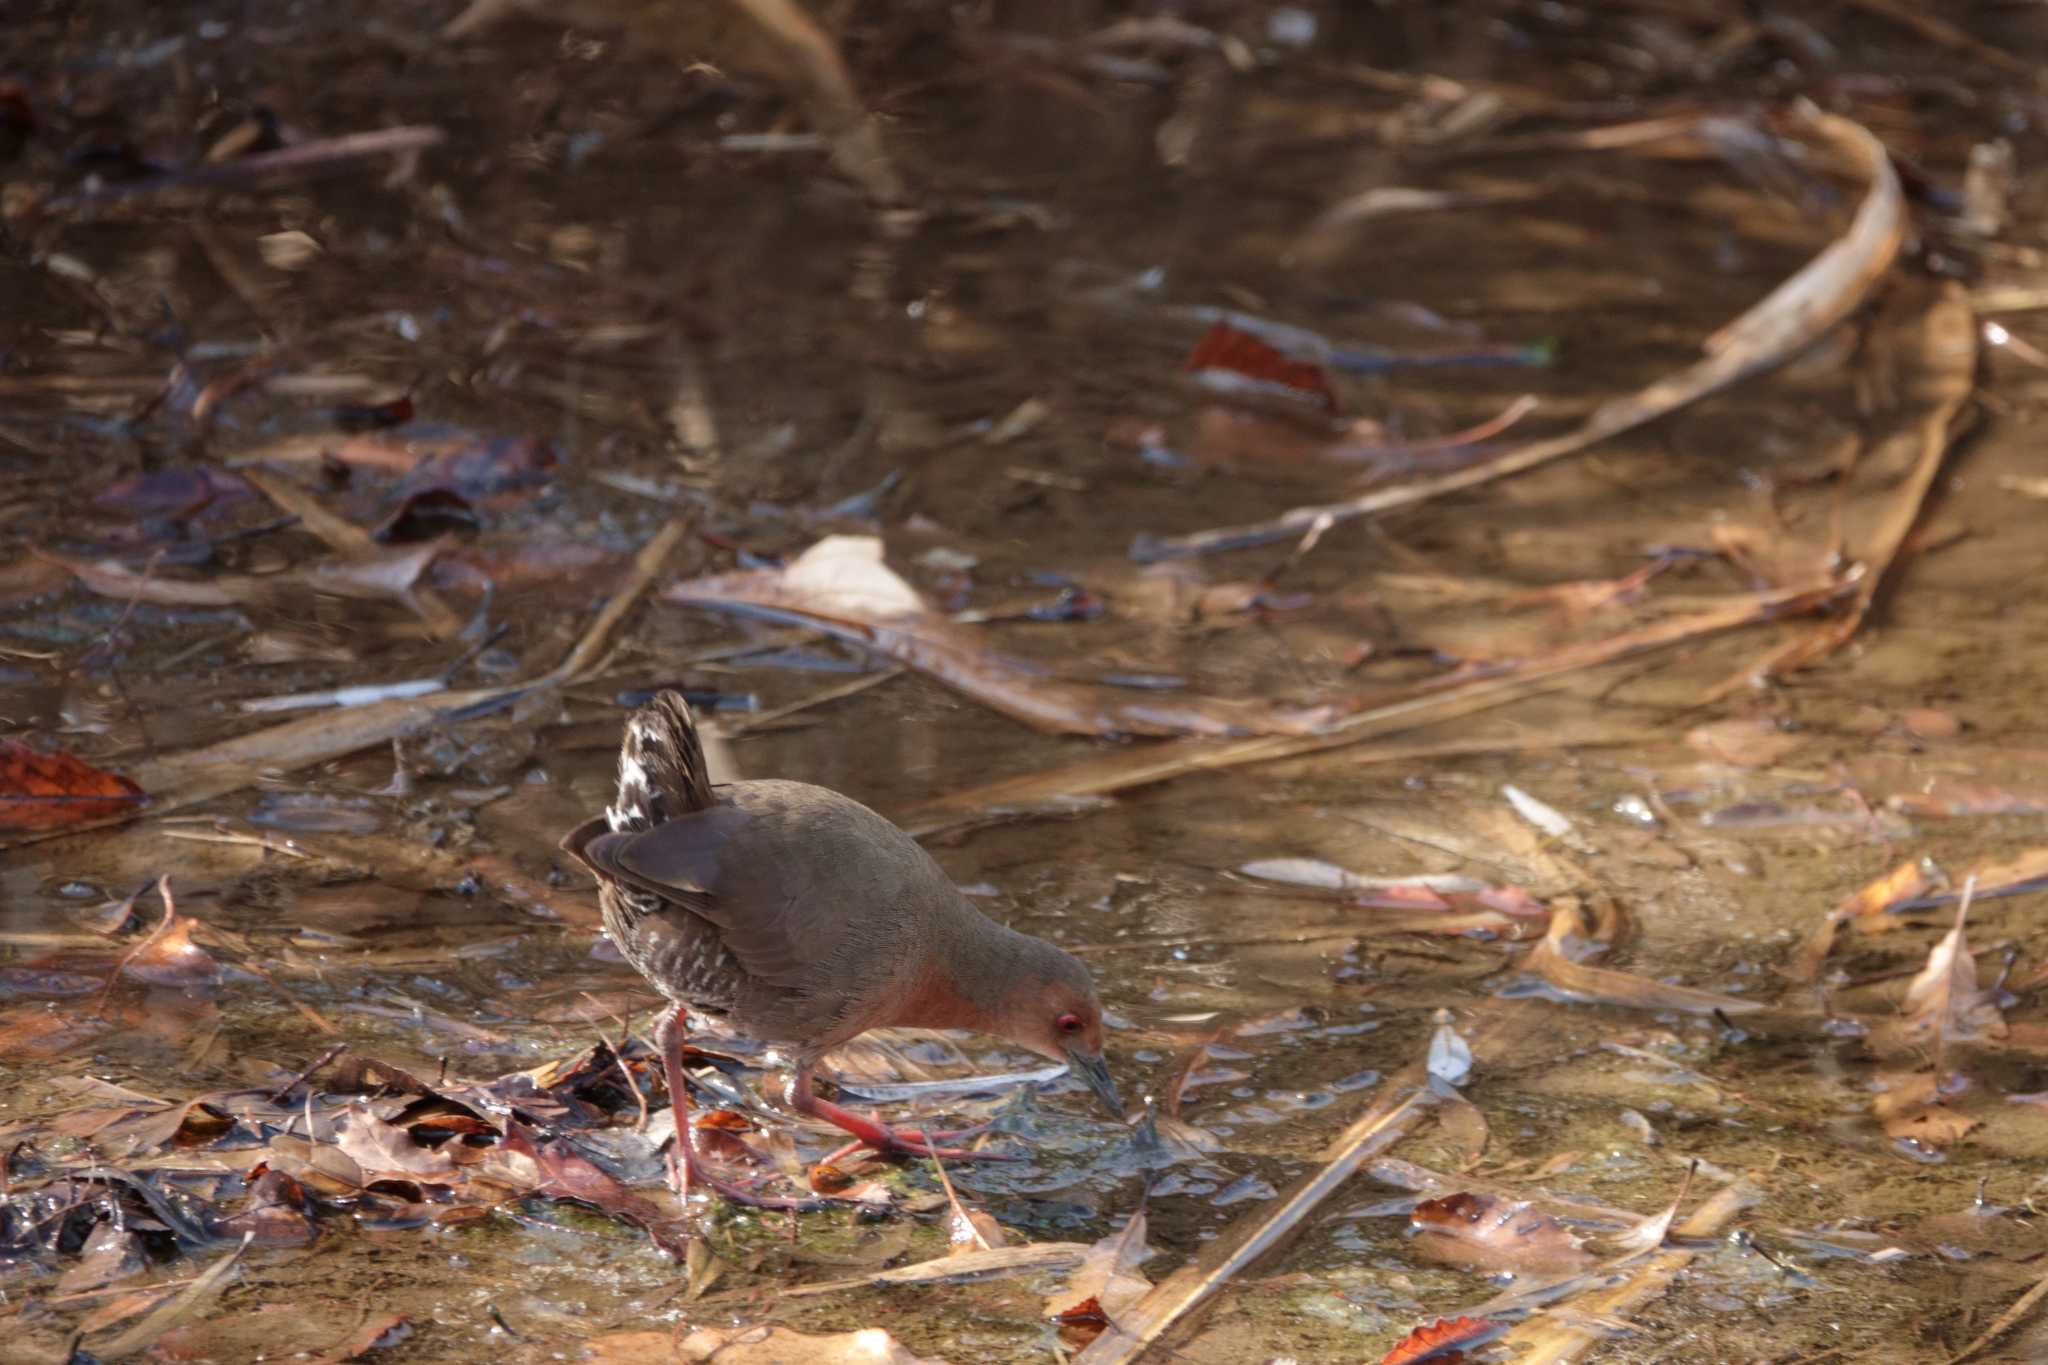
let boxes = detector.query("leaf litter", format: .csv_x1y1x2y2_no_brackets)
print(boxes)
9,6,2048,1364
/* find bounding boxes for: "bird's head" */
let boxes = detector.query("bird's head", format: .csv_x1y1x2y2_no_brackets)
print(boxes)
995,941,1122,1120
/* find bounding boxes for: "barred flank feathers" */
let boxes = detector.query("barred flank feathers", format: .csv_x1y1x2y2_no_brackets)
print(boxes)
604,690,714,834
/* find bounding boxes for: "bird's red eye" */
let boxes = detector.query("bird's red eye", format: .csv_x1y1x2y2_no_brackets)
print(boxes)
1056,1013,1083,1034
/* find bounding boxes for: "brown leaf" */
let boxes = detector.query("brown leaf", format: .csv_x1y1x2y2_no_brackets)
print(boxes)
1525,898,1761,1016
1379,1314,1500,1365
334,1103,460,1182
494,1120,692,1260
809,1162,856,1194
0,739,146,829
1684,716,1805,767
306,1313,410,1364
1843,859,1933,932
1873,1070,1979,1151
1410,1192,1594,1274
1898,894,2006,1046
122,916,222,987
1044,1210,1153,1322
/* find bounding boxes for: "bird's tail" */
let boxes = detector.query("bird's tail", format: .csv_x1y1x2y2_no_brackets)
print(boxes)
606,690,714,832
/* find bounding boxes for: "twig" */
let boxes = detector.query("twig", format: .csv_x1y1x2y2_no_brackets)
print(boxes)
729,667,906,733
43,127,445,208
93,875,175,1018
1130,105,1902,562
239,466,463,638
918,1098,987,1251
1075,1069,1442,1364
903,586,1841,837
5,518,691,851
1706,282,1976,698
1943,1267,2048,1364
267,1042,350,1103
548,517,691,683
583,992,651,1133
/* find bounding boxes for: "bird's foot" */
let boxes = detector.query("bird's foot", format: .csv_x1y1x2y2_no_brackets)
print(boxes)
817,1117,1018,1166
668,1139,836,1212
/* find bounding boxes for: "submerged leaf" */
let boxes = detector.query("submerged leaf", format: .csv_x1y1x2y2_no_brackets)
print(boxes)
1045,1210,1154,1323
1898,887,2006,1047
580,1324,946,1364
0,739,146,830
1379,1314,1500,1365
1410,1191,1594,1274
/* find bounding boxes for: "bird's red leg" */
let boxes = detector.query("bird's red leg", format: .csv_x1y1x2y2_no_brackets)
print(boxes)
789,1065,1015,1162
656,1006,692,1203
658,1006,834,1212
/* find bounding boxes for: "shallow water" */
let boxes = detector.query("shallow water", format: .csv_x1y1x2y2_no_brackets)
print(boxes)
7,2,2048,1362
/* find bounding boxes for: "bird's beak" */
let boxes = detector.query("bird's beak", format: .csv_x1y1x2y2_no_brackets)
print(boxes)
1066,1047,1123,1119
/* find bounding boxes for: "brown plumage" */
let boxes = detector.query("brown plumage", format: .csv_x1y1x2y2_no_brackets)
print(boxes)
560,690,1119,1205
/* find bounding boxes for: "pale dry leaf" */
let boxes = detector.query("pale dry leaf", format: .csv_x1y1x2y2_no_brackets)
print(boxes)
580,1323,947,1364
1409,1191,1595,1274
1045,1210,1154,1321
1899,883,2006,1045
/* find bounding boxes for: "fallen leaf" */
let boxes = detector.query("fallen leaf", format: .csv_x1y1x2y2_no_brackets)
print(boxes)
1523,898,1762,1016
0,740,146,829
1184,320,1338,414
1896,890,2006,1049
121,916,222,987
306,1313,410,1365
782,1242,1092,1297
334,1102,460,1182
1379,1314,1500,1365
1843,859,1934,929
1873,1070,1979,1151
492,1121,692,1260
1410,1192,1594,1274
581,1324,946,1364
1045,1210,1153,1322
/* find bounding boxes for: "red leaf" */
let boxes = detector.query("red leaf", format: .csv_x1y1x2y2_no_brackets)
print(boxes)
1184,321,1338,413
0,740,146,830
809,1162,856,1193
1052,1296,1107,1327
1379,1315,1499,1365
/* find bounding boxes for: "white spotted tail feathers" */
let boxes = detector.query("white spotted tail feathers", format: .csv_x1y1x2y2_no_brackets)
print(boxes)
604,690,715,834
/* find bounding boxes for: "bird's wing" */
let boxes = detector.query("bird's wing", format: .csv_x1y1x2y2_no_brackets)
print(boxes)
578,789,914,992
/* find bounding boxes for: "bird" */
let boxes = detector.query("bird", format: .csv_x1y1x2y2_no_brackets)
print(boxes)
560,689,1119,1207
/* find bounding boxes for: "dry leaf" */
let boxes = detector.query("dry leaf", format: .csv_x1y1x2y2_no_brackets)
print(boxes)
581,1324,946,1364
1873,1070,1979,1151
1684,716,1805,767
1045,1211,1154,1322
0,739,146,829
1409,1192,1594,1273
1379,1314,1500,1365
1898,892,2006,1046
